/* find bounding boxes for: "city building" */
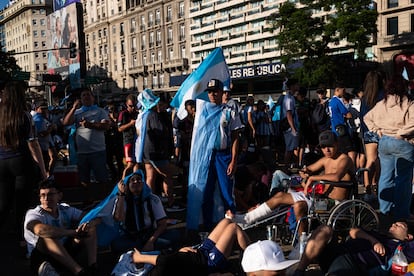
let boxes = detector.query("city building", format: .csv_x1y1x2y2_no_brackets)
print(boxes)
0,0,53,87
375,0,414,75
83,0,191,97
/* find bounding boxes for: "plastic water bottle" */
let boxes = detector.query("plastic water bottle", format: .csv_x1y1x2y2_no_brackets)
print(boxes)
391,245,408,275
299,232,308,258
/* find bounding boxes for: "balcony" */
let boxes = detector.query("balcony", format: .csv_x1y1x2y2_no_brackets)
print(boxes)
164,58,189,73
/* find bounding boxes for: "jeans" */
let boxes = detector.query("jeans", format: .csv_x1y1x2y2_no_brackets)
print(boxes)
270,170,290,194
378,135,414,219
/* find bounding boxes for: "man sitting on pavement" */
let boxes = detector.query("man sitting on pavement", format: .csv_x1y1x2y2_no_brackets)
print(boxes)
292,221,414,276
233,130,355,234
24,179,100,275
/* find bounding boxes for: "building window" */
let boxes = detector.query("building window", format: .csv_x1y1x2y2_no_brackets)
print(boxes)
181,45,186,58
158,50,162,62
141,35,146,49
167,6,172,22
168,47,173,60
112,25,116,34
179,1,184,18
155,9,160,25
156,30,161,46
40,19,45,25
167,27,173,43
131,18,136,33
179,24,185,41
149,12,154,27
120,23,124,36
387,16,398,35
387,0,398,8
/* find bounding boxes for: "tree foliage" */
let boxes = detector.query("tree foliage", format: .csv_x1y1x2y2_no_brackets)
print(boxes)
268,0,377,87
0,48,21,82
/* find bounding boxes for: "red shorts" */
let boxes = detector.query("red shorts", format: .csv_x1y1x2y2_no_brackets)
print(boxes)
123,143,135,163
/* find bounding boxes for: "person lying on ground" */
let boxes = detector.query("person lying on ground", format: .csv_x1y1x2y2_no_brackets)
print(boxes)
130,218,251,276
293,221,414,276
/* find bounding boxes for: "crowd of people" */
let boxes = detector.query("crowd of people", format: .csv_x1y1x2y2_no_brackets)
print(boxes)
0,69,414,275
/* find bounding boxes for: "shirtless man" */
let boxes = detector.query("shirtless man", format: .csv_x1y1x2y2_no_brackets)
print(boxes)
233,130,354,232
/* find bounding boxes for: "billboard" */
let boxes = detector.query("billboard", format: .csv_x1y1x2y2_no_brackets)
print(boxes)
47,3,82,89
53,0,81,12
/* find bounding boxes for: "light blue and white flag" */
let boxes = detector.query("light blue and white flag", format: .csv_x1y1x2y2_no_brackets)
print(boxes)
267,95,275,110
80,184,120,247
170,47,230,120
186,99,224,230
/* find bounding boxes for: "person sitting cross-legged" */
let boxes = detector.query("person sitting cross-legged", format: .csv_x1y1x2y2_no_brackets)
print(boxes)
111,170,180,255
130,218,251,276
233,130,355,234
24,179,100,276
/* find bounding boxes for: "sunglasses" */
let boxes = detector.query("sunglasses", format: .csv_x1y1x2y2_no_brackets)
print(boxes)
127,105,135,108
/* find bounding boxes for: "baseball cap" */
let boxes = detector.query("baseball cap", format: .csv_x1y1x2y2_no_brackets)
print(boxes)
223,85,231,92
205,79,224,92
241,240,299,273
319,130,337,147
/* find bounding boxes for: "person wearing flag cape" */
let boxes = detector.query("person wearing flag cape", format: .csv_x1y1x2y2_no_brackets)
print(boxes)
187,79,243,230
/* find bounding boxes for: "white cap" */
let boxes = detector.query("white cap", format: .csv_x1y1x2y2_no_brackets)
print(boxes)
242,240,299,273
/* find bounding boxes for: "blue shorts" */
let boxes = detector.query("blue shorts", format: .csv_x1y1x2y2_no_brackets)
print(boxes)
284,129,299,151
364,131,380,144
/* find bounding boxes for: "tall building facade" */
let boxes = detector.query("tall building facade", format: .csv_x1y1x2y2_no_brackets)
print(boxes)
375,0,414,73
0,0,53,86
83,0,191,95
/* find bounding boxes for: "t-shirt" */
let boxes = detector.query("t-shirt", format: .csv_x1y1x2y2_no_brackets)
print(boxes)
74,105,109,153
24,204,83,256
33,113,53,151
118,109,138,145
214,104,243,150
329,96,350,136
120,193,167,233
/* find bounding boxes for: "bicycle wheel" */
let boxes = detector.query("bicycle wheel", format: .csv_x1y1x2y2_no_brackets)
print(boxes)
327,199,379,233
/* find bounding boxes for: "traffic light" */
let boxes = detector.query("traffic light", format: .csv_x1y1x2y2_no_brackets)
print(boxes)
69,42,77,58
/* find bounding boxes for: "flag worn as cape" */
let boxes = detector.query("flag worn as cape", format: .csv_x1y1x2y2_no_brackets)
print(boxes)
135,110,149,163
170,47,230,120
186,99,223,230
79,170,149,247
79,184,120,247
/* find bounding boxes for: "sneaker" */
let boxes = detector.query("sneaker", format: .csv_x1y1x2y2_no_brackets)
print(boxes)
166,204,186,212
38,261,60,276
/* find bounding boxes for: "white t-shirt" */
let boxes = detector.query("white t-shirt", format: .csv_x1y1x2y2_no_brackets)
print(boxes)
24,203,83,256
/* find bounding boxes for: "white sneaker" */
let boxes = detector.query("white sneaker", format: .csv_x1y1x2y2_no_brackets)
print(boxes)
38,261,60,276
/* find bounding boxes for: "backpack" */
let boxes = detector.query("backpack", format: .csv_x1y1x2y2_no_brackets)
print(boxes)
311,100,330,127
271,95,285,122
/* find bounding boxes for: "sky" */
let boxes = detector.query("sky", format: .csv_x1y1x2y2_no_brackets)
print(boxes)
0,0,9,10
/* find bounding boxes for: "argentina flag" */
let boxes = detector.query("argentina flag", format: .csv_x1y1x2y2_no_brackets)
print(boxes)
170,47,230,120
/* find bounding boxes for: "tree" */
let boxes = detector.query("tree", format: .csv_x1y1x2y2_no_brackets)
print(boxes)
268,0,377,87
0,47,21,82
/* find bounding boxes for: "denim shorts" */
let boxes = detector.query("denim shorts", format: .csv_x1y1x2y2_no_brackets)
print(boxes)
364,130,380,144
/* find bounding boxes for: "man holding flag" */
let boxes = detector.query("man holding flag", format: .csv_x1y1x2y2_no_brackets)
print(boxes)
187,79,243,230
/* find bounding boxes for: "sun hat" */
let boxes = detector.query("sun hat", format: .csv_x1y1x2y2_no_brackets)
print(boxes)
241,240,299,273
137,88,160,111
